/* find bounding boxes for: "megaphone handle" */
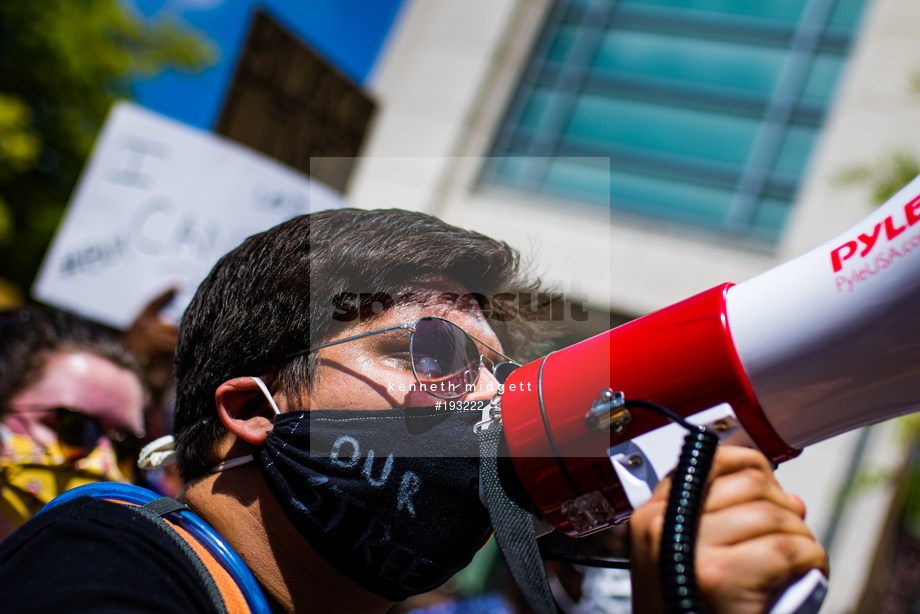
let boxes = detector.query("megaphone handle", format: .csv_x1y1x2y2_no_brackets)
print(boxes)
644,404,827,614
767,568,828,614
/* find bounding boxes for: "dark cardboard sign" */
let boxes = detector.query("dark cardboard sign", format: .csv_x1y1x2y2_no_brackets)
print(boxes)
216,9,376,193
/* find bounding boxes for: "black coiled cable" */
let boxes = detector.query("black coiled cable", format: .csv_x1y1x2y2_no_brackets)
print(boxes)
659,427,719,614
622,400,721,614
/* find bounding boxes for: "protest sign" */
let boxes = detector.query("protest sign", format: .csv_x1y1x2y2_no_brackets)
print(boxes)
32,102,345,329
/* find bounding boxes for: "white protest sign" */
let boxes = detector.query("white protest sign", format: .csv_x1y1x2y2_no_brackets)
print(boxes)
32,102,346,329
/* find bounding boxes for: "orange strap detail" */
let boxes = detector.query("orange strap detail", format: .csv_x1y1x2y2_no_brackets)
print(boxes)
106,499,252,614
167,519,252,614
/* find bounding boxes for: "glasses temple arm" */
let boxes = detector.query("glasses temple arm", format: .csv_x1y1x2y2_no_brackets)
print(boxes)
284,324,416,360
271,321,519,370
466,332,520,366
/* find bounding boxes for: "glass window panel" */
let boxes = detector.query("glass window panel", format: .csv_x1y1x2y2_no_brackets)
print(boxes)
484,0,867,243
491,157,546,188
607,168,734,226
517,89,555,131
619,0,806,23
773,126,818,176
547,25,580,63
543,159,611,205
800,54,844,104
752,197,792,238
827,0,868,29
592,30,786,94
565,95,759,165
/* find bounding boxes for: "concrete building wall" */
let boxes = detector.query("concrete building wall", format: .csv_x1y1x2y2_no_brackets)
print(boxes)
348,0,920,610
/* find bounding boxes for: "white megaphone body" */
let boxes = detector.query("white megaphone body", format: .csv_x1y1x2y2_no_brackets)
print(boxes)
496,173,920,537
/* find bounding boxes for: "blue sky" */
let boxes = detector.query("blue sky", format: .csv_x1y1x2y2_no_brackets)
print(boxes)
128,0,405,129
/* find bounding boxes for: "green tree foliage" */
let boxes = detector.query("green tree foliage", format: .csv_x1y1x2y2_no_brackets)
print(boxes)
835,71,920,208
0,0,215,295
837,151,920,207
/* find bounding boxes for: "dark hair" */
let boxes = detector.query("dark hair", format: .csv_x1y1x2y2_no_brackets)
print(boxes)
174,208,554,479
0,306,143,414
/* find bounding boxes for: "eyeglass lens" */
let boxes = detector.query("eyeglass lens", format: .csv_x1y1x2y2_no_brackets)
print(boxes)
410,317,520,398
491,361,518,385
411,318,481,397
54,408,143,463
55,408,105,461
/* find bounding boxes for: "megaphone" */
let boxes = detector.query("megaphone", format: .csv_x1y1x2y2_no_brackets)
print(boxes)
498,174,920,537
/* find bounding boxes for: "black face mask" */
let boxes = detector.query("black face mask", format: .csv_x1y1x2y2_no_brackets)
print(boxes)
255,405,493,602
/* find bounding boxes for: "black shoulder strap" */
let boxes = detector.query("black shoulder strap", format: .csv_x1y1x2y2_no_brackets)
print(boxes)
142,496,189,517
116,496,230,614
479,422,560,614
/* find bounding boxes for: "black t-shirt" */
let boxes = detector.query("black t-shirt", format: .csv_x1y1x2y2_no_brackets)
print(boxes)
0,497,224,613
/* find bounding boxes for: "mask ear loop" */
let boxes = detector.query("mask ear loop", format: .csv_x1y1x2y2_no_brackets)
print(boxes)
209,376,281,473
250,376,282,415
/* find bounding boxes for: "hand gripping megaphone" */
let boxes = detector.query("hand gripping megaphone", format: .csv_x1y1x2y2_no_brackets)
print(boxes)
482,175,920,613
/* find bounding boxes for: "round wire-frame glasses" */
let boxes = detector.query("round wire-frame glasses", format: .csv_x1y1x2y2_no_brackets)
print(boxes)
279,316,520,400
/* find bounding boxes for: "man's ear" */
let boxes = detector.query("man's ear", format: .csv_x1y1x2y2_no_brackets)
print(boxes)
215,377,278,445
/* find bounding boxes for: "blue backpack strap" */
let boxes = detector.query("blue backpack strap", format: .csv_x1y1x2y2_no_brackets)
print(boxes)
41,483,271,614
